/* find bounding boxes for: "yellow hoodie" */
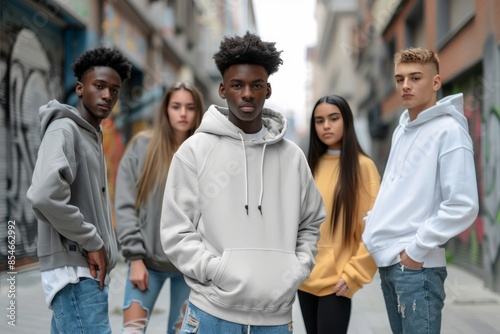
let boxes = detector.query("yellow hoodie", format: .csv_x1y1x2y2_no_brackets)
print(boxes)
299,153,380,298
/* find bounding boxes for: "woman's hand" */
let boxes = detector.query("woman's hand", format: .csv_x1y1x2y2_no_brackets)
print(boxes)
333,278,350,297
130,259,149,291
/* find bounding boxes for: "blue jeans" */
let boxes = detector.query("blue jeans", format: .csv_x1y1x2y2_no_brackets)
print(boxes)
379,264,447,334
123,265,190,334
51,278,111,334
180,302,293,334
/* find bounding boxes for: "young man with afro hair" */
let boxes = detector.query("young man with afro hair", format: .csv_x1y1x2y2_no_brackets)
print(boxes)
160,31,325,332
27,47,131,333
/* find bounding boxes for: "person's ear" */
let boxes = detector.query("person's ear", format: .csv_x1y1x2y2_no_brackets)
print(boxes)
75,82,83,97
266,83,272,99
218,83,226,99
433,74,442,92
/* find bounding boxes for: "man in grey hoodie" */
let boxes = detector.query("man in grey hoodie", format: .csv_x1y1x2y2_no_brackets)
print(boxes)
27,47,131,333
160,32,326,332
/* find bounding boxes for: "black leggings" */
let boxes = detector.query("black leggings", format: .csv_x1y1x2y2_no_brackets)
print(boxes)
297,290,352,334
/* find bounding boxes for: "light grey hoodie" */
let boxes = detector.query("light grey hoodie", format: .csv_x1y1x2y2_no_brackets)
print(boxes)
160,105,325,326
362,93,479,267
27,100,117,276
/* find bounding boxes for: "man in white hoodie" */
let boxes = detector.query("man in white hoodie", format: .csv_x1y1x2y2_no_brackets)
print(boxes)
160,32,325,332
362,48,479,333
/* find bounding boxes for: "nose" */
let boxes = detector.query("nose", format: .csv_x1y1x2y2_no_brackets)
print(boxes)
242,86,254,101
102,88,112,102
179,106,187,117
402,78,411,91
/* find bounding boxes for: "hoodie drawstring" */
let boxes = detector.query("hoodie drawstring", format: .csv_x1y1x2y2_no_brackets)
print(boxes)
258,143,267,214
238,132,266,215
238,132,249,215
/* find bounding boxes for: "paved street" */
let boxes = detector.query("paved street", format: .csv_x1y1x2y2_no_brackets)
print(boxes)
2,258,500,333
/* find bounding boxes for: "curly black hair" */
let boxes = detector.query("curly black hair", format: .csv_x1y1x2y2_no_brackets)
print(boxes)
72,47,132,82
213,31,283,76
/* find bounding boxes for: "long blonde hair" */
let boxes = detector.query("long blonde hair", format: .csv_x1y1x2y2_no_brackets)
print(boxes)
134,82,205,209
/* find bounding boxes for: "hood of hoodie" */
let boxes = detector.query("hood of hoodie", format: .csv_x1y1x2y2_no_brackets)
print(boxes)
399,93,467,131
39,99,98,137
195,105,287,144
194,104,288,215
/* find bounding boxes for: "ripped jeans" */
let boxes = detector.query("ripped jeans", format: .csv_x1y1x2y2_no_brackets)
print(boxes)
379,264,447,334
122,266,190,334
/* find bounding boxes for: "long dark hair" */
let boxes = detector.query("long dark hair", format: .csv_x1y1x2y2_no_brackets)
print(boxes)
307,95,366,243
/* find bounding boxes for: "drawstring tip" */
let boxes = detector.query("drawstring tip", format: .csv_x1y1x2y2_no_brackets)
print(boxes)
258,205,262,215
245,205,249,215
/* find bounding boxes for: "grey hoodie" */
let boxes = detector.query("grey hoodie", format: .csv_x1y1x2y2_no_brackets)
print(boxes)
115,135,179,273
27,100,117,278
160,105,326,326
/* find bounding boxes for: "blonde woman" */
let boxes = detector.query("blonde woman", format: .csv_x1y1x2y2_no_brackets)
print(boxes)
115,82,204,333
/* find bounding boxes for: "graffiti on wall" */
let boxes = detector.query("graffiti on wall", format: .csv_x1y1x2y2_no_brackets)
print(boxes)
455,89,484,266
481,34,500,289
483,105,500,272
0,28,62,270
450,34,500,290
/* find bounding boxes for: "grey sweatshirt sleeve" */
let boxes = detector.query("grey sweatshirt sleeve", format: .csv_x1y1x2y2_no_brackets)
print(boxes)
27,128,104,252
115,140,147,261
297,155,325,274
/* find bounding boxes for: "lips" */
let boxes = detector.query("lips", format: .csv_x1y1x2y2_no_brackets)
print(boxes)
98,104,111,111
402,94,413,99
240,103,256,112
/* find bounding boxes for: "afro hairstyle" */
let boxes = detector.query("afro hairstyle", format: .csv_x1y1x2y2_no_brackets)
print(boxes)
213,31,283,76
72,47,132,82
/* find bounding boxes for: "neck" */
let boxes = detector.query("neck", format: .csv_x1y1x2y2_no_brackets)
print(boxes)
77,100,100,130
228,112,263,134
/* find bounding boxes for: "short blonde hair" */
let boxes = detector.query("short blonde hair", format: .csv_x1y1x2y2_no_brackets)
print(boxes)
394,48,440,73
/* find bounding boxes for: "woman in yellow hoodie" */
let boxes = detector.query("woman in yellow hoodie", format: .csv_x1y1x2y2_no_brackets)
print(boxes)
298,95,380,334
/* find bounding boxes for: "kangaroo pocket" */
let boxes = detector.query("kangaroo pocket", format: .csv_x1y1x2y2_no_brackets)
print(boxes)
208,248,308,312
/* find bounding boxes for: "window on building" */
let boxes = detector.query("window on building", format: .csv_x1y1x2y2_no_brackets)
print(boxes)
405,0,425,48
436,0,475,48
383,37,396,97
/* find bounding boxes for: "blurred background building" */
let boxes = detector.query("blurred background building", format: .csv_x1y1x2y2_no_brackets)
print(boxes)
1,0,499,295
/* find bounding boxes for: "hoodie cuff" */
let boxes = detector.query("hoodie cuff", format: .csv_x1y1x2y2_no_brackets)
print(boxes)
405,242,428,263
81,235,104,253
205,257,221,282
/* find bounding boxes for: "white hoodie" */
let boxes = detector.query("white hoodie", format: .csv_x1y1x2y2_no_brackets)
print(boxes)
362,93,479,267
160,105,325,326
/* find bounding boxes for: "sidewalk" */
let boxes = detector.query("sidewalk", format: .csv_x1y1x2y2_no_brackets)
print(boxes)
2,259,500,333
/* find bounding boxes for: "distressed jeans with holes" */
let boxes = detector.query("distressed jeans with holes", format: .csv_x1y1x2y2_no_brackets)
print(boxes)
122,265,190,334
379,263,447,334
180,302,293,334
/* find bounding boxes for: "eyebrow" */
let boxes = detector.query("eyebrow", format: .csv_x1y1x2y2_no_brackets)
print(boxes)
315,112,340,119
229,78,266,83
93,79,121,89
395,71,423,78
